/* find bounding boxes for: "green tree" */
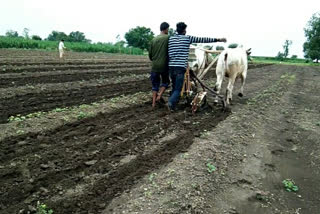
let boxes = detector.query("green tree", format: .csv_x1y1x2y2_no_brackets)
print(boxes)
124,26,154,50
303,12,320,62
68,31,91,43
115,40,126,47
168,28,175,36
46,31,68,41
5,30,19,37
276,51,285,61
282,40,292,58
114,34,126,53
31,35,42,40
115,34,126,47
228,43,238,48
22,28,30,39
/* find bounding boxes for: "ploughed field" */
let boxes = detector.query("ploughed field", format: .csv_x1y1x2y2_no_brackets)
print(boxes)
1,49,319,214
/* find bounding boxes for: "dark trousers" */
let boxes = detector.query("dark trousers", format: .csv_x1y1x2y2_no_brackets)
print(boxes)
150,71,170,92
168,66,186,109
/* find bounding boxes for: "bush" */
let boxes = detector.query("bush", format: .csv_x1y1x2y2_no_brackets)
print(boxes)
276,52,285,61
32,35,42,40
216,46,225,51
228,43,238,48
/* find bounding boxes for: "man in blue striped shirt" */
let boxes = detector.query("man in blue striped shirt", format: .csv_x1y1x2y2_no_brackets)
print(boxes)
167,22,226,112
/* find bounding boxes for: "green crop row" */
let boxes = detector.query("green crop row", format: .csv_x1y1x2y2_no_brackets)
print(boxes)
0,36,143,55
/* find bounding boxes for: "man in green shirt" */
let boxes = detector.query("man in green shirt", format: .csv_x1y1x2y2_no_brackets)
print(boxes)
148,22,170,109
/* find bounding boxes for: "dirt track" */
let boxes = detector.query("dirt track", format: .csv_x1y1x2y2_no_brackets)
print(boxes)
0,49,319,214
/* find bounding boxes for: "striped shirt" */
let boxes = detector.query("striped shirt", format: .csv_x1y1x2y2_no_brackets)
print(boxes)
168,34,217,68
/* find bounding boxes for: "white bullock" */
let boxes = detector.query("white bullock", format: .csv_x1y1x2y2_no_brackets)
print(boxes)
188,45,214,75
214,47,251,104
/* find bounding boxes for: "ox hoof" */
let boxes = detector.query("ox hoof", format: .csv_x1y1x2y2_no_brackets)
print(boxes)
238,93,244,97
213,86,218,91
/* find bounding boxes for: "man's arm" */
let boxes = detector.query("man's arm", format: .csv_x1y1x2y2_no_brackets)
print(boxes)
148,42,153,61
189,36,226,44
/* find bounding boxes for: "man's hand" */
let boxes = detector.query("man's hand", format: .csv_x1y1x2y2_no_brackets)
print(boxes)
217,38,227,43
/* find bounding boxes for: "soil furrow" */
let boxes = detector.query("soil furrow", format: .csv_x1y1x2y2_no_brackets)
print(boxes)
0,101,230,214
0,79,150,124
0,63,150,73
0,68,150,88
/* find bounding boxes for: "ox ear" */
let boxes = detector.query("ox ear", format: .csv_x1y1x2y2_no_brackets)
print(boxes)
246,48,252,55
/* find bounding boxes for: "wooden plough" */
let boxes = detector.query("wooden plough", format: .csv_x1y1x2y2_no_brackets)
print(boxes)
181,46,225,113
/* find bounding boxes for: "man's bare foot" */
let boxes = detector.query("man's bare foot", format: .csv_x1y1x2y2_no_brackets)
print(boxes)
156,96,166,104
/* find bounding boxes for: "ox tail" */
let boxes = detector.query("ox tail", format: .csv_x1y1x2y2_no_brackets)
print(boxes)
224,53,228,71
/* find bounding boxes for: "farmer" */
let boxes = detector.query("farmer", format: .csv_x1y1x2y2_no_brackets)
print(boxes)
167,22,226,112
148,22,170,109
58,39,66,59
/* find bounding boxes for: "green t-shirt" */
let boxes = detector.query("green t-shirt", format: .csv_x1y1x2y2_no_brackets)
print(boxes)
148,34,169,73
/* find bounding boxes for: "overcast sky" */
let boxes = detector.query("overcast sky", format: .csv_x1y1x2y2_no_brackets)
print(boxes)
1,0,319,58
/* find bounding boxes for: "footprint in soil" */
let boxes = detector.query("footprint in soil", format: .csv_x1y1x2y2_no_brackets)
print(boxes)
271,149,285,155
264,163,276,171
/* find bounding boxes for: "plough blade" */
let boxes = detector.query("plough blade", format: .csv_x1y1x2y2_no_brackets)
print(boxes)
191,91,207,114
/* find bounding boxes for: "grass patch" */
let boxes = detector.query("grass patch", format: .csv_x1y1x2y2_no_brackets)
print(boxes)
252,56,319,66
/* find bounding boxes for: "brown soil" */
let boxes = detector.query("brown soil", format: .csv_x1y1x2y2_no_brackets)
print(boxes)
0,67,149,88
0,79,150,124
0,49,319,214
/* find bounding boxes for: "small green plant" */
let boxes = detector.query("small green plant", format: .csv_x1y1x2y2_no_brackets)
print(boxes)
282,179,299,192
77,111,87,119
62,116,70,122
8,111,45,123
200,129,210,138
27,111,44,118
79,104,90,109
166,168,176,176
36,201,53,214
180,153,189,158
16,130,25,134
143,188,152,197
148,173,156,183
206,163,217,173
166,180,175,189
8,114,26,122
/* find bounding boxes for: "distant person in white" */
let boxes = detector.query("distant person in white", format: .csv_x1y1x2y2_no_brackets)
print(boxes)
58,39,66,59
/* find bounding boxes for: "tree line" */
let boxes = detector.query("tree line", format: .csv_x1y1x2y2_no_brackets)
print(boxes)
5,28,91,43
275,12,319,62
